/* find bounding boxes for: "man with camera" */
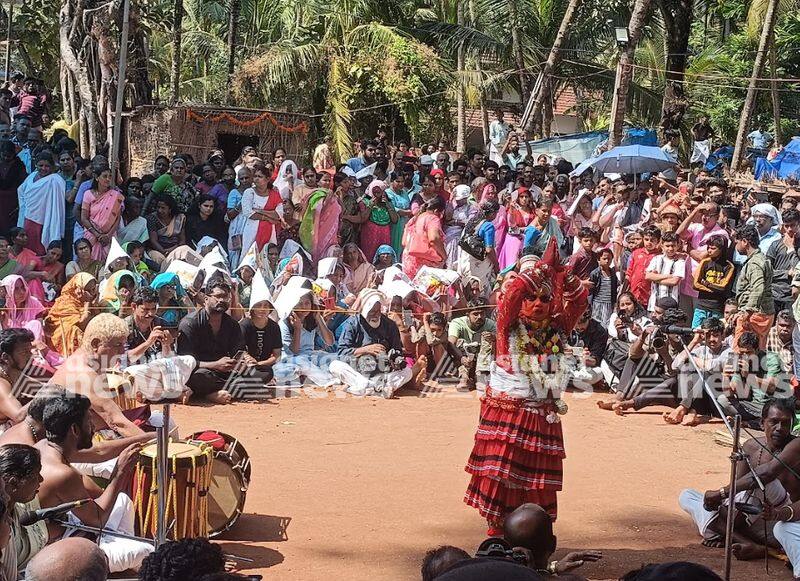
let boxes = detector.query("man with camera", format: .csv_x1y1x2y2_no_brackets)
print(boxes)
330,289,416,398
600,300,693,414
610,317,727,425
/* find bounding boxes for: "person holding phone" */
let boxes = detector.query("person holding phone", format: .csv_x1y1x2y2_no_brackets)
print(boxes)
124,286,175,365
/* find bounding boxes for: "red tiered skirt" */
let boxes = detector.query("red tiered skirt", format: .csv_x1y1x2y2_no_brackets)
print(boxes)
464,388,565,526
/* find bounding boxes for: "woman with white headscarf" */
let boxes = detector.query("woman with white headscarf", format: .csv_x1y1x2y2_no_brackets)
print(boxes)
444,185,476,269
274,160,299,200
273,280,337,386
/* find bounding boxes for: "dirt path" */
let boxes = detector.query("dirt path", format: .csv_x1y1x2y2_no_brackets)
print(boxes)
170,390,790,580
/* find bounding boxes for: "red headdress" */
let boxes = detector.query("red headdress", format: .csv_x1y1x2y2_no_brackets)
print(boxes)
495,238,589,372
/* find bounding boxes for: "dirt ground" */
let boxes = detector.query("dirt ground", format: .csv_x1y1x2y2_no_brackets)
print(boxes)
168,388,792,580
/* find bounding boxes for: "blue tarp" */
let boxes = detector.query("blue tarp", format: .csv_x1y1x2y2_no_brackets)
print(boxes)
754,137,800,180
524,127,658,167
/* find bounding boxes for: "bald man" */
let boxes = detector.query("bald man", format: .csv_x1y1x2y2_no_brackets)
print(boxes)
25,537,108,581
504,503,602,579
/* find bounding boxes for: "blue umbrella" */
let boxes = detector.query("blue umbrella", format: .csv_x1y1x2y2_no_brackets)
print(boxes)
588,145,676,175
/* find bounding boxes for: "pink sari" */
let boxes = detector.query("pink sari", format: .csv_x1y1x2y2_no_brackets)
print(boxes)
9,247,46,303
313,194,342,262
498,204,533,270
1,275,45,337
83,188,124,261
401,212,445,279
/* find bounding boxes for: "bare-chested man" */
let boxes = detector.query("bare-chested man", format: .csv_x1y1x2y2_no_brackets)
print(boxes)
35,390,153,572
0,328,37,430
0,386,150,462
50,313,144,438
680,398,800,562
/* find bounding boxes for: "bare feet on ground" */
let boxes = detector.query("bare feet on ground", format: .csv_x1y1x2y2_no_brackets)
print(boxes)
613,400,634,416
206,390,232,405
663,407,687,425
597,400,617,411
701,537,724,549
681,410,710,427
413,356,428,388
731,542,764,561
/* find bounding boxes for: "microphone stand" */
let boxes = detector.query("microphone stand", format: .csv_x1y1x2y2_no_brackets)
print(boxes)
676,336,766,581
50,519,155,545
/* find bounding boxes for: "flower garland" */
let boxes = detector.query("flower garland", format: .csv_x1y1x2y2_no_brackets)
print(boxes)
509,322,569,422
186,109,310,134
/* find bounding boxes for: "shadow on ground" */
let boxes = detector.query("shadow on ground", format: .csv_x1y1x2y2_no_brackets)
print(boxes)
215,513,292,542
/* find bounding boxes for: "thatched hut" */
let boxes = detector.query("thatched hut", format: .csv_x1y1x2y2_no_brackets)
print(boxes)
123,105,313,177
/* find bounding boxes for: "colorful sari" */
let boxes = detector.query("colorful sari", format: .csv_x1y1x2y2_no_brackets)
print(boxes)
498,203,534,270
385,187,411,259
401,212,445,279
9,247,46,303
146,211,186,253
360,184,393,263
83,189,125,261
0,275,45,331
241,187,283,253
343,245,375,295
45,272,96,357
299,189,341,262
100,270,141,314
0,259,17,279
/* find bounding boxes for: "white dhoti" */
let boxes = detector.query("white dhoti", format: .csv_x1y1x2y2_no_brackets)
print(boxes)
63,493,153,573
273,352,337,387
774,521,800,576
680,483,790,540
329,360,413,398
691,139,711,164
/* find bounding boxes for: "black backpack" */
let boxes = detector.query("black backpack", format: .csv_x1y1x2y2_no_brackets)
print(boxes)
459,219,487,261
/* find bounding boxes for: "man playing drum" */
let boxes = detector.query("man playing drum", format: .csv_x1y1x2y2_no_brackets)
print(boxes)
35,390,154,572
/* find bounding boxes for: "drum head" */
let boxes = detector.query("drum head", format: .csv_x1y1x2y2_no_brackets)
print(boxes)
139,442,210,469
207,457,247,537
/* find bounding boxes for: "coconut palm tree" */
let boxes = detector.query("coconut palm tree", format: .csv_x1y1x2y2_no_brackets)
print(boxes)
233,0,451,160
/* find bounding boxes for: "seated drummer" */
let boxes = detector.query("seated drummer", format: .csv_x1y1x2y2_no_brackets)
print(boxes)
50,313,146,438
0,386,151,461
35,391,153,573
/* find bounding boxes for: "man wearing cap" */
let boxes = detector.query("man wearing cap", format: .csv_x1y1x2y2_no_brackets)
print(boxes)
330,289,416,397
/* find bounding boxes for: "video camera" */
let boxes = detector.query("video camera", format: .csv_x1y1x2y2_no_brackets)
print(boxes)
652,308,693,350
475,538,528,565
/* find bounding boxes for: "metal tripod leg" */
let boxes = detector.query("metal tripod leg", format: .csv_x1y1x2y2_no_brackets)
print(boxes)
155,403,171,548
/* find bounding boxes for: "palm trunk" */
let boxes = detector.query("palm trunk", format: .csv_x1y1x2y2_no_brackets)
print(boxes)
659,0,692,132
770,45,782,145
542,80,553,137
522,0,581,136
608,0,655,147
508,0,529,103
170,0,183,105
731,0,780,171
456,0,466,153
469,0,489,145
226,0,241,101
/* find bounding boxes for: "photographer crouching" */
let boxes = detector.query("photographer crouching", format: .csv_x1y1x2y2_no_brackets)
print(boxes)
330,289,423,398
598,304,694,414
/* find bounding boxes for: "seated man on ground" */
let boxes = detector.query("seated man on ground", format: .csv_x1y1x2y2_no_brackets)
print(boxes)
679,398,800,559
448,297,496,391
177,275,247,404
503,503,602,579
565,309,608,390
610,317,727,425
415,312,461,385
0,328,37,432
35,391,153,572
0,386,151,461
597,303,687,412
718,331,789,427
50,313,162,437
330,289,421,398
25,537,109,581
